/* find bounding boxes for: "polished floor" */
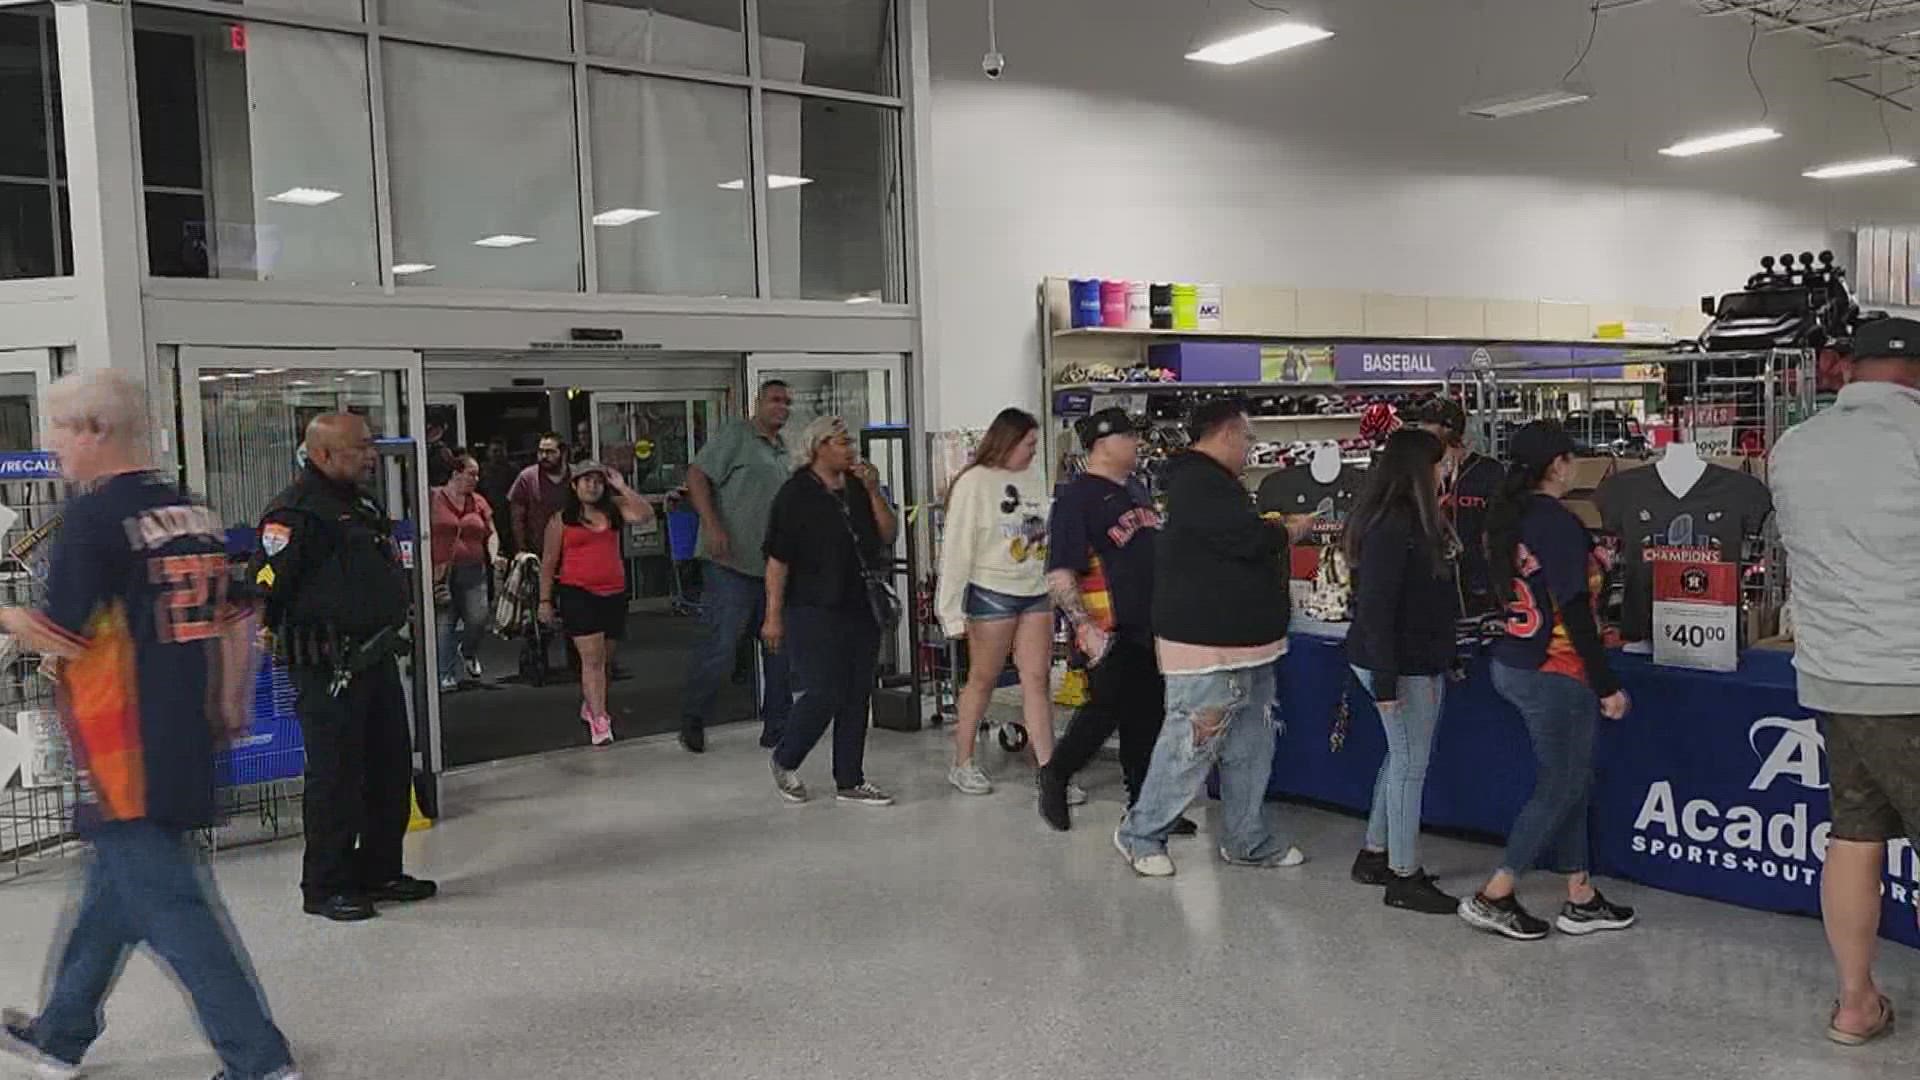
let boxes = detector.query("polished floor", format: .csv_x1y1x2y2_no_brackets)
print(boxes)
0,723,1915,1080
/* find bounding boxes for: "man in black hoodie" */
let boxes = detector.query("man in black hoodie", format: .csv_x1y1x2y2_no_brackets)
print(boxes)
1114,398,1310,877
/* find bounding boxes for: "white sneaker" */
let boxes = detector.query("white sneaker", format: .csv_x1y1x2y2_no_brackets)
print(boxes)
465,656,483,679
1114,829,1175,878
1066,782,1089,807
949,763,994,795
771,759,809,803
1219,844,1307,868
0,1009,78,1080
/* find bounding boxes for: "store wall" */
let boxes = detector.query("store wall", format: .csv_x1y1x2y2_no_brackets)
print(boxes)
921,0,1920,429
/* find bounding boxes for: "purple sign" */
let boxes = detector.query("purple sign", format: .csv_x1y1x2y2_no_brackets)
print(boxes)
1332,344,1629,382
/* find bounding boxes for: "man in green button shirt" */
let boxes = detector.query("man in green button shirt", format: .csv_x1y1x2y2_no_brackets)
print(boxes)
679,380,795,753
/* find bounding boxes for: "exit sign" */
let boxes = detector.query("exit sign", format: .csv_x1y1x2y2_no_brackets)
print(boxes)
226,24,248,52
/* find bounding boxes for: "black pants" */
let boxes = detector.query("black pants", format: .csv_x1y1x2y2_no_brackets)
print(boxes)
292,659,413,903
772,606,880,791
1049,634,1165,806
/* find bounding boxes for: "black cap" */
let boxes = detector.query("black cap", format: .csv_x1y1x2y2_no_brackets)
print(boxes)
1078,407,1146,451
1851,317,1920,360
1506,421,1576,471
1407,397,1467,437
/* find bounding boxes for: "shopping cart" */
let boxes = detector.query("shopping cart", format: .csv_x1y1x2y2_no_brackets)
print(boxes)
665,507,703,618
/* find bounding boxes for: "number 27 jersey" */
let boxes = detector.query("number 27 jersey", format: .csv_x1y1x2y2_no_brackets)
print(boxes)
1490,494,1607,684
28,471,233,833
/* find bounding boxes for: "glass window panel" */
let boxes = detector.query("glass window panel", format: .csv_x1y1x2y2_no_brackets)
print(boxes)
0,372,37,452
380,0,570,52
145,191,212,278
0,183,56,280
588,72,753,297
384,44,582,291
197,368,391,528
585,0,744,75
0,11,50,178
56,186,69,274
764,94,905,302
133,13,379,284
133,29,204,190
198,0,367,19
758,0,896,95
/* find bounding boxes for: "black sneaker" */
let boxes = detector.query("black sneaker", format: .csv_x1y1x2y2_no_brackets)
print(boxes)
679,725,706,754
1458,892,1549,941
1169,815,1199,838
1036,765,1071,832
302,894,378,922
365,875,438,904
0,1009,79,1079
1350,848,1391,886
1556,890,1638,935
1384,870,1459,915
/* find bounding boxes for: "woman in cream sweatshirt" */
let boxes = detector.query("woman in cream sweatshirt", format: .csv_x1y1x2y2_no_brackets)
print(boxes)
938,408,1074,798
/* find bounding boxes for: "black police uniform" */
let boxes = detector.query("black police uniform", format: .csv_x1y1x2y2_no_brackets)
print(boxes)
249,462,427,917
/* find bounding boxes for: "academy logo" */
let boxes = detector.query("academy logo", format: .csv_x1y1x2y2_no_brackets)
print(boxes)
1748,715,1826,792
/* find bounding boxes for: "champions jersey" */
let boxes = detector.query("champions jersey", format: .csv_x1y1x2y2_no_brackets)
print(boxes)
29,471,232,833
1593,463,1771,641
1491,494,1606,683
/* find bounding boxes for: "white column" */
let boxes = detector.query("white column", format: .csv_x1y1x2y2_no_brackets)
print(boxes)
54,0,146,376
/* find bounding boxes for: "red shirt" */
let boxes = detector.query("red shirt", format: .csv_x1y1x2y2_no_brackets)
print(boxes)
430,488,493,569
557,521,625,597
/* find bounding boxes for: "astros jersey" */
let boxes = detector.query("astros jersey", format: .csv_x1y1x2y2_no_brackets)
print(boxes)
28,471,232,833
1491,494,1607,683
1593,464,1772,641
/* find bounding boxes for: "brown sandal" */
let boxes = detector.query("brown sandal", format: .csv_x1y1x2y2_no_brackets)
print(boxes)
1827,994,1896,1046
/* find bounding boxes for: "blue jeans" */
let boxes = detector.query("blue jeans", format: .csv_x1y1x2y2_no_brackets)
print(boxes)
1352,667,1445,875
1491,662,1598,878
26,821,293,1079
772,606,880,790
436,561,490,683
682,562,790,741
1118,663,1288,861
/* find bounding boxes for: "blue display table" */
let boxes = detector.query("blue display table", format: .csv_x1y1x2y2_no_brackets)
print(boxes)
1270,627,1920,948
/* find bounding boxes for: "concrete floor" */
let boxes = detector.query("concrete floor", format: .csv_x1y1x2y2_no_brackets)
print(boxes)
0,723,1916,1080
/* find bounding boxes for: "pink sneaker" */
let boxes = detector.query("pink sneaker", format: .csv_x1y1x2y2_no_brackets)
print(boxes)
588,711,614,747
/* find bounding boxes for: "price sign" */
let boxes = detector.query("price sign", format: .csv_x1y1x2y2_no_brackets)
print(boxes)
1678,403,1737,457
1651,559,1738,672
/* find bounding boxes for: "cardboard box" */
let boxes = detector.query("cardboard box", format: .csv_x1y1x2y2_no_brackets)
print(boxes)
1563,496,1602,529
1148,341,1260,383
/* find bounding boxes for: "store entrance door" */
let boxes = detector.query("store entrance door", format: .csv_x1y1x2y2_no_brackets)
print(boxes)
0,351,53,451
176,347,442,798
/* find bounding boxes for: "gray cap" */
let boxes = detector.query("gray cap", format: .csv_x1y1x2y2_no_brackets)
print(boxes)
570,460,610,480
1851,317,1920,360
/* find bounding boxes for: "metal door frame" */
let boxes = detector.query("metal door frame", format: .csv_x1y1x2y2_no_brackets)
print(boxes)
175,347,443,781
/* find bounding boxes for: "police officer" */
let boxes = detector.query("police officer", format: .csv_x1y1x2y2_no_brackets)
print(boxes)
250,413,437,922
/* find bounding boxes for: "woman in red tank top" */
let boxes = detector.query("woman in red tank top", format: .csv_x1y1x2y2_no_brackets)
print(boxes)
538,461,653,746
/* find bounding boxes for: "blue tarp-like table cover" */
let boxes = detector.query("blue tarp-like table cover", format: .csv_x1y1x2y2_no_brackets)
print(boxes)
1268,626,1919,948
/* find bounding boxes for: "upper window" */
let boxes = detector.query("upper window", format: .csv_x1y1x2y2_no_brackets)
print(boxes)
0,6,71,280
586,0,746,76
380,0,572,52
765,94,905,302
759,0,896,95
132,12,380,285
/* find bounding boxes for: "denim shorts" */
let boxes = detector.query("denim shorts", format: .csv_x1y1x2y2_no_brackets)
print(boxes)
964,584,1050,622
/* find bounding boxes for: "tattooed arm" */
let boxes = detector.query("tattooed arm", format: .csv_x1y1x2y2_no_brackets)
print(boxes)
1048,568,1111,666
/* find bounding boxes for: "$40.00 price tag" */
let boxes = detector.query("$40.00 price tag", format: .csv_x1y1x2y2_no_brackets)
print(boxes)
1650,558,1738,672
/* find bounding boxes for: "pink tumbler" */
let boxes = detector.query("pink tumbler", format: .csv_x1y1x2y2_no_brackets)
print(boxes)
1100,280,1129,328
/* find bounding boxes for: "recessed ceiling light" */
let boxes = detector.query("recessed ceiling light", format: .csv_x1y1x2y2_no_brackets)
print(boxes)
288,380,314,387
266,187,342,206
593,208,662,226
845,295,879,304
392,262,437,275
222,372,252,380
1803,156,1916,179
717,175,814,190
1658,127,1782,158
253,368,286,375
1463,84,1593,120
1184,22,1334,65
197,374,220,383
474,234,537,248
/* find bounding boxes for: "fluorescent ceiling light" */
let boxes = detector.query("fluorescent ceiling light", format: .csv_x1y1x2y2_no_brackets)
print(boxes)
1803,155,1915,180
1463,84,1592,120
717,174,814,190
197,374,220,383
593,208,661,226
1658,127,1782,158
473,234,537,248
391,262,437,275
845,295,878,304
265,186,342,206
1184,22,1333,65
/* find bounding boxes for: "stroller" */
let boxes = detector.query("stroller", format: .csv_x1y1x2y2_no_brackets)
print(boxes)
495,552,555,686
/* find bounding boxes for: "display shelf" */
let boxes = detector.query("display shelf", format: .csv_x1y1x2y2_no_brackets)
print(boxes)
1051,327,1677,347
1053,378,1658,394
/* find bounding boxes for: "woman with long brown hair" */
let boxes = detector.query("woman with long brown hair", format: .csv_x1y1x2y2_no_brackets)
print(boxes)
936,407,1074,801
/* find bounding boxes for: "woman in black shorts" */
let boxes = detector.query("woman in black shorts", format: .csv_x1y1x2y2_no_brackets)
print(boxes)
539,461,652,746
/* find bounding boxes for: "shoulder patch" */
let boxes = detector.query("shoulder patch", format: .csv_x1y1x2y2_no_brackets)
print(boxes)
255,564,276,589
261,523,292,556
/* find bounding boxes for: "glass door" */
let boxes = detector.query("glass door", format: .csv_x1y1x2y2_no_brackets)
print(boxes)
176,347,444,792
0,351,53,452
590,391,723,611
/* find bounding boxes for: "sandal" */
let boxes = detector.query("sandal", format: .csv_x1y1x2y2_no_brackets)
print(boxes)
1826,994,1896,1046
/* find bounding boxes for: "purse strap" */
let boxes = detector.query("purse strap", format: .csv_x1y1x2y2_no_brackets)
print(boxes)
808,469,875,572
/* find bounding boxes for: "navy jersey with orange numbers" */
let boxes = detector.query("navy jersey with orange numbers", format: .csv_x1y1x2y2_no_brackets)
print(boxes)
1490,494,1605,684
26,471,234,833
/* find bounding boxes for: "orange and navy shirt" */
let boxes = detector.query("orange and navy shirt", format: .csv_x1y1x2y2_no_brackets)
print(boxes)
1046,474,1161,639
29,472,230,833
1492,494,1606,683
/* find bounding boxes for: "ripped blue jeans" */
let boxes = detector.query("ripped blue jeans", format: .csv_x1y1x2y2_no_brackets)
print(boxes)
1117,662,1289,861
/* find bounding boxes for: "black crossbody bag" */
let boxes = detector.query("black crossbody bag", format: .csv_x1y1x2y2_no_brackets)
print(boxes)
817,473,901,630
